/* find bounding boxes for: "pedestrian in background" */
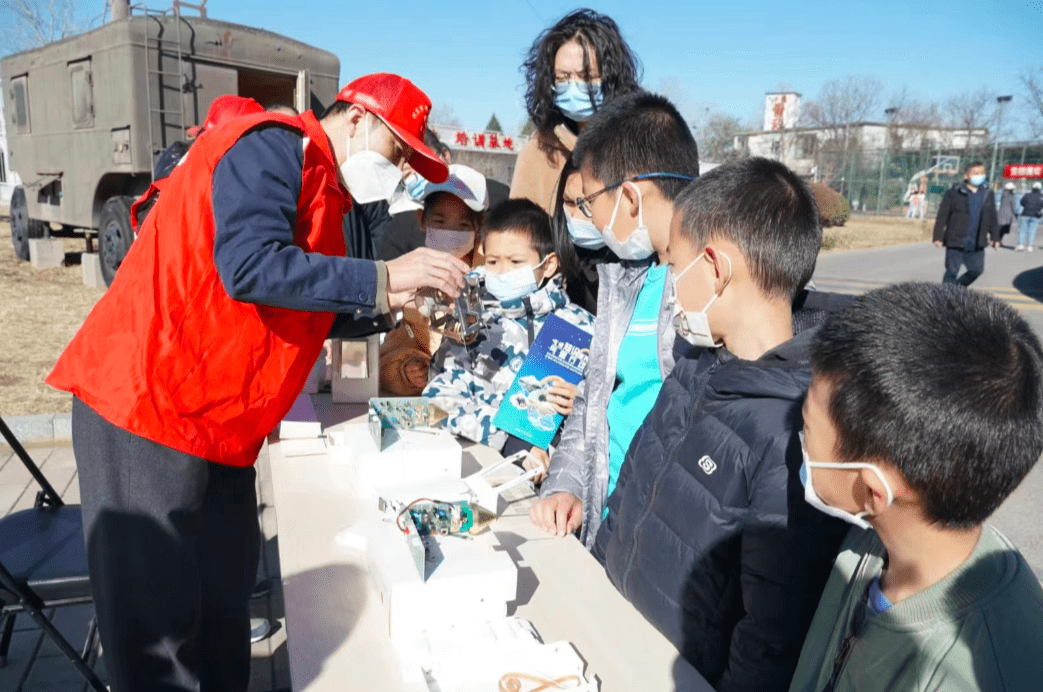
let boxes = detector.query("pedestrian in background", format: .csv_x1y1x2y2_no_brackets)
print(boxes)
996,181,1018,249
932,162,997,285
1018,182,1043,252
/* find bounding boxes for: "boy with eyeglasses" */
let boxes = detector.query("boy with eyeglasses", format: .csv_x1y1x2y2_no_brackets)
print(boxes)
530,90,699,545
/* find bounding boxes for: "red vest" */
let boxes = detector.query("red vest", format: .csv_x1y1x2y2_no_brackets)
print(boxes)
48,111,350,466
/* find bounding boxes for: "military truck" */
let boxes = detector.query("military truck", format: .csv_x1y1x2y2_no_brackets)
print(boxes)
2,2,339,284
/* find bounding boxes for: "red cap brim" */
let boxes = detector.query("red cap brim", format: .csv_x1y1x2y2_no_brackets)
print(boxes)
380,117,449,184
186,125,204,138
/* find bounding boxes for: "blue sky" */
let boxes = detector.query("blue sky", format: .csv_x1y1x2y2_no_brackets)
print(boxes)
144,1,1043,136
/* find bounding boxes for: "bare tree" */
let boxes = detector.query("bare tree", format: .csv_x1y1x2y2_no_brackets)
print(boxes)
806,74,885,134
429,103,463,129
1020,66,1043,138
945,87,994,147
886,87,944,150
0,0,97,55
804,74,884,194
697,112,745,163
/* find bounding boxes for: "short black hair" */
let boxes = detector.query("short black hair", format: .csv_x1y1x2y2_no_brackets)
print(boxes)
811,282,1043,528
481,199,555,259
572,91,699,201
425,128,449,159
266,102,299,115
965,160,986,172
674,157,821,300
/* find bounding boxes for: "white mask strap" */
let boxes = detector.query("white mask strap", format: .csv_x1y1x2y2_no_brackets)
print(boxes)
805,460,896,507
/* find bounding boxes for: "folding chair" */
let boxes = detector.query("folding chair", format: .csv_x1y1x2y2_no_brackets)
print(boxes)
0,415,105,691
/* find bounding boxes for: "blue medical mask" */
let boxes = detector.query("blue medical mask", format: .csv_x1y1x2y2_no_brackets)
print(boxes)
566,213,606,250
969,174,987,187
485,257,548,303
553,81,603,122
404,172,427,200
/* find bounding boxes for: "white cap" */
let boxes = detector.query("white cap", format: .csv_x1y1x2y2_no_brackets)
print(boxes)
419,164,489,212
1005,182,1016,190
1034,181,1042,190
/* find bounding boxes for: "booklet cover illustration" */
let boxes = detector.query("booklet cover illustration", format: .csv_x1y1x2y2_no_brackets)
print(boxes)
492,314,592,449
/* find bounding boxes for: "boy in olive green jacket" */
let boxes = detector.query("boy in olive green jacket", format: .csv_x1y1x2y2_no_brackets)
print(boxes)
791,282,1043,692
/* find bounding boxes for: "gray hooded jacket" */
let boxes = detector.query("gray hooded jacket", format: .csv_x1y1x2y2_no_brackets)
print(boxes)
540,259,677,547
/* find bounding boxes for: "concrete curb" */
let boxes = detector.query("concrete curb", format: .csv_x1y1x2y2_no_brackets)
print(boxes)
2,412,72,445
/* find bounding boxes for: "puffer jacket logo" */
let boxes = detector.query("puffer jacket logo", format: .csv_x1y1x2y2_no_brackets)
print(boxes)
698,455,717,475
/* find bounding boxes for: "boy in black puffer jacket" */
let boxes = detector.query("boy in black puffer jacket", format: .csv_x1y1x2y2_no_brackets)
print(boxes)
593,157,849,692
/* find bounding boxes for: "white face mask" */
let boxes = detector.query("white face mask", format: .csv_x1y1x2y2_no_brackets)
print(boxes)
798,431,894,531
425,226,475,258
566,213,606,250
485,257,548,303
669,252,731,348
340,116,402,204
600,183,655,260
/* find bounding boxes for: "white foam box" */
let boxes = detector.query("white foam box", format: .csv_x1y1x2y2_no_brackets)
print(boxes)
81,252,105,288
368,518,518,640
327,422,461,497
29,237,64,269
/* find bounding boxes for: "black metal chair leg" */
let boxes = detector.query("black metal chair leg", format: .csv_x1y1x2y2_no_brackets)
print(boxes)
0,612,15,666
80,616,101,692
21,604,106,691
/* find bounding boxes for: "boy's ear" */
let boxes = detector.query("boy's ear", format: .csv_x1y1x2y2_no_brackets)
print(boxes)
542,252,560,279
620,182,641,219
859,464,903,516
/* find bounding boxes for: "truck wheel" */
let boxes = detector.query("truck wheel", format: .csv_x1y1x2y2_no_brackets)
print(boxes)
9,187,48,261
99,196,134,287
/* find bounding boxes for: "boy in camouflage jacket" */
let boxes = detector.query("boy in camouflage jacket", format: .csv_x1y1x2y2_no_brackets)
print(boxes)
424,200,594,466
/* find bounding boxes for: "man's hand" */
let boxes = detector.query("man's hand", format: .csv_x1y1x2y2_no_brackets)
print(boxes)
386,248,468,299
934,240,943,247
530,492,583,537
522,446,550,483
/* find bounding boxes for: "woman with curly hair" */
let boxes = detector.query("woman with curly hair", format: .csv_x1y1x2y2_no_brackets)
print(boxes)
510,8,642,213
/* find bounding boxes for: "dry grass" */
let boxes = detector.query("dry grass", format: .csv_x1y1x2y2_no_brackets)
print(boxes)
823,215,933,252
0,205,932,416
0,206,105,415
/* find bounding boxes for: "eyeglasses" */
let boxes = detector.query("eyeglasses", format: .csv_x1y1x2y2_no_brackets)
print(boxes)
576,172,698,219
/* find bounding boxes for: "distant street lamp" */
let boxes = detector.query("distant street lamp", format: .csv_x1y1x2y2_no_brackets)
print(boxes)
876,107,899,214
990,95,1013,184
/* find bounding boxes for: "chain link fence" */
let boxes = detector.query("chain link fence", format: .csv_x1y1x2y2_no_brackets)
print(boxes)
812,143,1043,217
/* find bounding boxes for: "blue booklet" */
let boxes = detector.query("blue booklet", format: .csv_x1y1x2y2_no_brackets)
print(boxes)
492,314,593,449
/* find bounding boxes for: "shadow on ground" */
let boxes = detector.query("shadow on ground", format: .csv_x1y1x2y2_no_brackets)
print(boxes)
1013,266,1043,304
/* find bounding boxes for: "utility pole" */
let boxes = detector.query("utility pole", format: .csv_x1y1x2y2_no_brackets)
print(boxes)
989,95,1013,185
111,0,130,21
876,107,898,214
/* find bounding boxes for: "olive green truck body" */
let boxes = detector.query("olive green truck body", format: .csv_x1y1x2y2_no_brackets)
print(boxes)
2,12,339,276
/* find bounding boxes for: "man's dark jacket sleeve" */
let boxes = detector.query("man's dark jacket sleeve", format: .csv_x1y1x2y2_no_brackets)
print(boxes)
211,125,388,314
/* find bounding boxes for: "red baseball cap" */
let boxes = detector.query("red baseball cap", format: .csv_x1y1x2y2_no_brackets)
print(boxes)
335,73,449,184
187,95,264,138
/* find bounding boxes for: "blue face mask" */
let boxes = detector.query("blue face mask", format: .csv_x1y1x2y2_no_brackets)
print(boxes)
404,172,427,200
969,174,987,187
485,257,548,303
566,213,605,250
554,81,603,122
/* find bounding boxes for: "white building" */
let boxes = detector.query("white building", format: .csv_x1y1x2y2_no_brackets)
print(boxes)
0,96,21,206
735,92,989,179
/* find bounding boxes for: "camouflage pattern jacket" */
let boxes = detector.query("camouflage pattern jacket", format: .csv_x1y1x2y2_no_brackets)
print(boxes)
423,269,594,450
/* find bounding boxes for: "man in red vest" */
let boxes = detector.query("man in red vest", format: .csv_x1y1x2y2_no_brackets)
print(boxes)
47,73,466,692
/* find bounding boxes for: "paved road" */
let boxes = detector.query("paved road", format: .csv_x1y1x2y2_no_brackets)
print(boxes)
814,241,1043,580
